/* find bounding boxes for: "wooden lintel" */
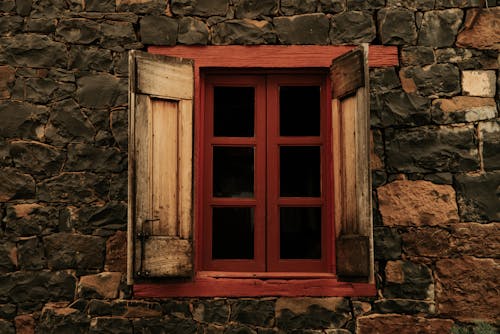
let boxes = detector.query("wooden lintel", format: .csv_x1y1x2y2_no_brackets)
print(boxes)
148,45,398,68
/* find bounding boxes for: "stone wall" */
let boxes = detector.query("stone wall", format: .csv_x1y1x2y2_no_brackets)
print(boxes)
0,0,499,333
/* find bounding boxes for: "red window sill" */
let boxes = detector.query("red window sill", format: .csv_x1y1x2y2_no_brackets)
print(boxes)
133,273,376,298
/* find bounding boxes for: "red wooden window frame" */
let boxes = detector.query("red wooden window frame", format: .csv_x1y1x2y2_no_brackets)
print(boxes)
202,72,333,273
133,45,398,297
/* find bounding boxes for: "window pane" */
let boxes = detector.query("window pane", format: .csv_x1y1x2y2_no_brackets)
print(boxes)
280,146,320,197
213,147,254,198
213,207,254,259
214,87,254,137
280,207,321,259
280,86,320,136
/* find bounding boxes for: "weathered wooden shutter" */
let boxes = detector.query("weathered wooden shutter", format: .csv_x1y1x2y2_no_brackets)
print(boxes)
127,51,194,283
331,44,373,283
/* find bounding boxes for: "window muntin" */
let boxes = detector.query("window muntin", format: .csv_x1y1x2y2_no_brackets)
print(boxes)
202,73,332,273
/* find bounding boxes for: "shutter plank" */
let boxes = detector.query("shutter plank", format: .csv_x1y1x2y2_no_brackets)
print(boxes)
178,99,193,240
143,237,192,277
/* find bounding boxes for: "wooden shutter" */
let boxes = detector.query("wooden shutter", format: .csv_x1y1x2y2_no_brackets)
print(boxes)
331,44,373,283
127,51,194,283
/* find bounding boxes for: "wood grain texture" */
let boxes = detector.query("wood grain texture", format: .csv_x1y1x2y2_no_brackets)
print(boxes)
142,237,192,277
178,99,193,240
148,45,398,68
331,49,364,99
134,279,376,297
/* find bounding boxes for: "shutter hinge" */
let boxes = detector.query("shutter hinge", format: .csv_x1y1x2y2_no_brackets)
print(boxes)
136,218,160,278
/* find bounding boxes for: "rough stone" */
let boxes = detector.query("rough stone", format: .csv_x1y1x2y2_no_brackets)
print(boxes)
275,298,351,330
384,261,433,300
370,129,384,171
0,16,23,35
378,8,417,45
112,300,162,318
39,304,89,334
0,304,16,319
386,0,434,10
69,46,114,71
0,65,15,99
74,201,127,235
12,77,74,104
133,317,199,333
4,203,59,237
399,64,460,97
431,96,497,124
457,7,500,50
212,19,276,45
0,168,35,201
25,18,56,33
44,99,95,145
0,320,15,334
171,0,228,17
385,125,479,173
346,0,385,10
400,46,434,66
66,143,126,173
115,0,167,14
10,140,64,176
378,180,459,226
373,227,401,260
435,48,499,70
330,11,376,44
0,271,76,304
281,0,317,16
403,223,500,258
43,233,105,270
88,299,112,316
233,0,277,18
112,52,129,76
373,299,434,314
100,21,139,51
230,299,275,327
89,317,132,334
0,241,17,273
109,172,128,201
379,91,431,127
15,314,35,334
15,0,32,16
85,0,115,11
480,120,500,171
418,9,463,47
78,272,122,299
76,74,127,108
140,16,178,46
357,314,453,334
38,172,106,203
436,256,500,322
225,324,256,334
369,67,401,93
56,19,101,44
274,14,329,45
105,231,127,272
0,0,15,12
18,237,46,270
193,300,229,324
319,0,345,13
462,70,496,97
178,17,209,45
0,101,48,140
454,171,500,221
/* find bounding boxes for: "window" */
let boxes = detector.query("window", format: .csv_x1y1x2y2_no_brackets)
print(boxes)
202,73,332,273
127,45,399,297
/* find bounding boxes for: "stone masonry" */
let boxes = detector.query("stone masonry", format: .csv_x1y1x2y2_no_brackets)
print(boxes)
0,0,499,333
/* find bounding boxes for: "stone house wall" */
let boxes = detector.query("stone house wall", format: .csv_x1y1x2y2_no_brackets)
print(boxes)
0,0,499,333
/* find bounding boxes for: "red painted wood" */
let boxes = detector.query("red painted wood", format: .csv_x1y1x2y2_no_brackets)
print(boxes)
148,45,398,68
134,280,376,297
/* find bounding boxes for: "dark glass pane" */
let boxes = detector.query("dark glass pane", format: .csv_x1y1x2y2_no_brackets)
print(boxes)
280,207,321,259
212,207,254,259
214,87,254,137
280,146,320,197
280,86,320,136
213,147,254,197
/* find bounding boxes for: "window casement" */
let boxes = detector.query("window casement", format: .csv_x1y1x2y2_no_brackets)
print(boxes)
127,45,399,297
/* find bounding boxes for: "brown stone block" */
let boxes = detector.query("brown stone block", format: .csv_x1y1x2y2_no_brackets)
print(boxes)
457,7,500,50
105,230,127,272
378,180,459,226
78,272,122,299
0,65,15,99
436,256,500,322
357,314,454,334
14,314,35,334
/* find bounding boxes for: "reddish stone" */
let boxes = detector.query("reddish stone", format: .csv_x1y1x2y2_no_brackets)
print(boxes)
79,272,122,299
357,314,454,334
0,65,15,99
105,230,127,273
14,314,35,334
378,180,459,226
456,8,500,50
436,256,500,322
